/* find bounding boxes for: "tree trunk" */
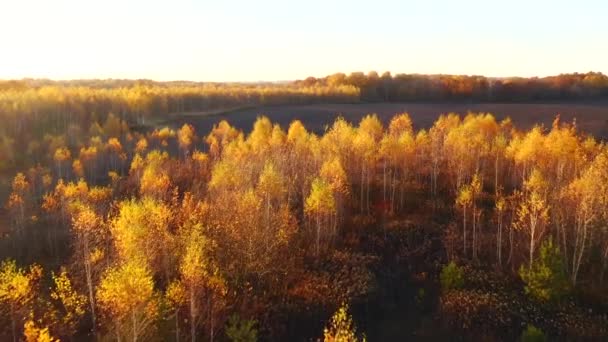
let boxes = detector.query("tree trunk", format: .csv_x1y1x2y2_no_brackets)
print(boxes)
494,155,499,198
360,165,364,213
209,297,214,342
132,310,138,342
600,243,608,284
266,195,271,231
316,214,321,257
472,205,477,261
559,217,569,270
10,304,16,342
529,227,535,270
175,309,180,342
83,236,97,334
390,172,397,213
382,161,387,202
366,166,370,214
190,288,196,342
571,220,588,286
508,220,514,267
463,206,467,257
497,215,502,267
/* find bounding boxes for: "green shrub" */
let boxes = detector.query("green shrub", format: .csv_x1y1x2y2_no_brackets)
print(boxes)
416,288,426,304
520,324,546,342
225,314,258,342
519,239,569,302
440,261,464,291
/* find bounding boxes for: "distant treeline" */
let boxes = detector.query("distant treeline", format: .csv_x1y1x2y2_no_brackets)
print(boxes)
0,81,359,162
1,72,607,172
295,71,608,102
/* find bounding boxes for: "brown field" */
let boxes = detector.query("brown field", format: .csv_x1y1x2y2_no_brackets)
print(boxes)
170,102,608,138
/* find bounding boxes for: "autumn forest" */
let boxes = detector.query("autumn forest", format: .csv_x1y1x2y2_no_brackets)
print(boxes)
2,74,608,341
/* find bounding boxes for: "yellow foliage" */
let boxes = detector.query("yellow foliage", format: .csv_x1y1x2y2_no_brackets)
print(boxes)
270,124,286,149
248,116,273,153
71,206,100,234
358,114,383,142
165,280,186,308
88,186,113,205
72,160,84,178
103,113,124,138
178,123,196,152
12,172,29,193
0,260,42,338
88,248,104,265
388,113,413,137
49,269,86,336
106,137,123,153
111,198,172,266
96,260,159,339
135,137,148,154
140,162,171,199
7,192,24,210
209,160,248,193
152,127,176,146
206,120,241,158
191,150,208,164
320,158,349,196
287,120,309,146
323,303,365,342
129,153,144,175
24,320,58,342
42,174,53,189
305,178,336,217
257,161,285,201
456,186,472,208
53,147,71,163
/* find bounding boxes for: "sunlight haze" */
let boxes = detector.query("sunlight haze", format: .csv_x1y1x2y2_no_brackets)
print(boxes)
1,0,607,81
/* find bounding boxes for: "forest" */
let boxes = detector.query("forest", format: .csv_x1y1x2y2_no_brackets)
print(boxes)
1,73,608,341
2,72,607,174
296,71,608,102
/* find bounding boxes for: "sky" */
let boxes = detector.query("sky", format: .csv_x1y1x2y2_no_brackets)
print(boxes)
0,0,607,82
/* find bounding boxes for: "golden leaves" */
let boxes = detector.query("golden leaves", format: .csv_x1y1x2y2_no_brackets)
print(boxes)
305,178,336,216
177,123,196,152
323,303,365,342
320,158,349,196
12,172,29,193
111,198,172,268
456,186,472,207
96,260,157,321
0,260,41,309
165,280,186,309
71,160,84,178
71,206,100,234
53,147,71,163
135,137,148,154
151,127,176,147
358,114,383,142
257,161,285,201
388,113,413,137
23,320,58,342
139,150,172,199
49,269,86,335
180,226,211,286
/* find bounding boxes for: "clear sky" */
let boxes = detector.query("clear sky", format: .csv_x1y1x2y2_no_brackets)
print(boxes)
1,0,606,82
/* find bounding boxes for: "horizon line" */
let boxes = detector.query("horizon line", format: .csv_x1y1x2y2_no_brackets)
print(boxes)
1,70,605,84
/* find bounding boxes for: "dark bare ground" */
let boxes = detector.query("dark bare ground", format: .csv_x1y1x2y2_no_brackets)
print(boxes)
169,102,608,138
